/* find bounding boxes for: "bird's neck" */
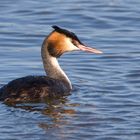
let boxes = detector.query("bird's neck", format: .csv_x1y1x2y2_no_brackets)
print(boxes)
41,43,72,90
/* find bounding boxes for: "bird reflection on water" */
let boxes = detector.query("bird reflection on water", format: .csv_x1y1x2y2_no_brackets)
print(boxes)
6,96,78,130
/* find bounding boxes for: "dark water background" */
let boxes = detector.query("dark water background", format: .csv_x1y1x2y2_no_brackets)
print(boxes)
0,0,140,139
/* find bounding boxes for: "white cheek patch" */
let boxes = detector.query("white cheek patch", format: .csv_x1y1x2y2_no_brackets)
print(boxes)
65,38,80,51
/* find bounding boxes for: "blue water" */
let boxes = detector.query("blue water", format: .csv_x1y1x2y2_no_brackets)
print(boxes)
0,0,140,139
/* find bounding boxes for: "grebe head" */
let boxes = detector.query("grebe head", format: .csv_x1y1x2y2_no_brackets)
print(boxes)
46,25,102,58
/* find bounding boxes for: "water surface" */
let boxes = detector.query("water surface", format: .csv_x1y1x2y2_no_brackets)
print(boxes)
0,0,140,140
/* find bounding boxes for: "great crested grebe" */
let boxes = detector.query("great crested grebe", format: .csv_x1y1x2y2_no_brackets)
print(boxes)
0,26,102,103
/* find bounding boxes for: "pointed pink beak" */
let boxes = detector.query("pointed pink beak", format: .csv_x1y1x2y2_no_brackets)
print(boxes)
77,44,103,54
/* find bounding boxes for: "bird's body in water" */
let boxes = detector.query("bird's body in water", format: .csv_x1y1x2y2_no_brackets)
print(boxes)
0,26,102,104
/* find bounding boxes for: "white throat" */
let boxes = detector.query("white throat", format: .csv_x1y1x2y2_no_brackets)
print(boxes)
41,43,72,90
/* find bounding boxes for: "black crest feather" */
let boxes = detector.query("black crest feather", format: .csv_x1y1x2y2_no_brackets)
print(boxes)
52,25,82,44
